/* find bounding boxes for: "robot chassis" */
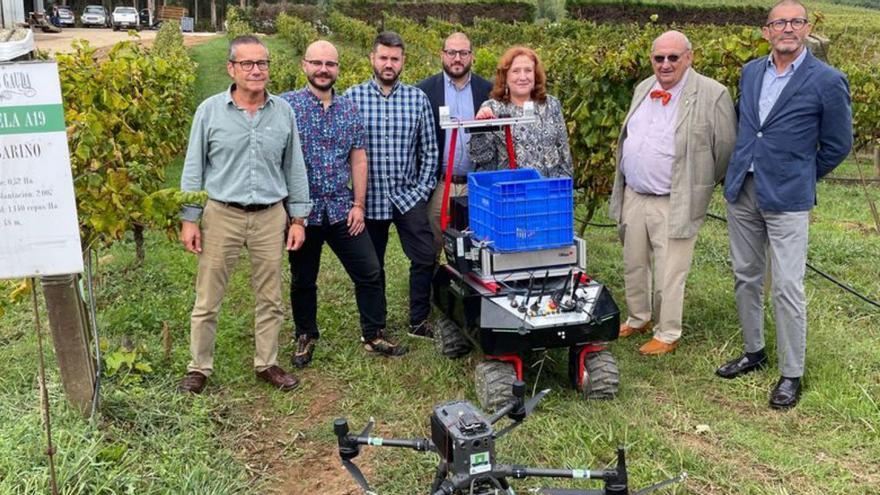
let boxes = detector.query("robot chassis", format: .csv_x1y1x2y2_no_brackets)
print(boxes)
431,103,622,411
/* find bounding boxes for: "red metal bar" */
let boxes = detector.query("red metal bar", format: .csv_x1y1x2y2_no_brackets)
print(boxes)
504,125,517,169
440,127,458,232
576,344,608,389
485,354,524,381
466,272,500,293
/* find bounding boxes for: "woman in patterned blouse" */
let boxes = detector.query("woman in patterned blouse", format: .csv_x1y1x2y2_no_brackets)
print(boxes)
468,46,573,178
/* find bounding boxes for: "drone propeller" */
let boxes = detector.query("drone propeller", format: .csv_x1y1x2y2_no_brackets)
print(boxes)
524,387,550,415
496,386,551,438
341,458,376,495
334,418,378,495
633,472,688,495
360,417,375,439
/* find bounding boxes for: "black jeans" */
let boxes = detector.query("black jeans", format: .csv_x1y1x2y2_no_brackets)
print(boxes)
289,219,385,341
365,200,437,326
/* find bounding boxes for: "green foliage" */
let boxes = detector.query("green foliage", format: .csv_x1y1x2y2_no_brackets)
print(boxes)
536,0,567,21
225,6,253,39
153,20,186,59
101,339,154,385
276,12,319,54
327,9,377,53
56,38,196,249
842,62,880,149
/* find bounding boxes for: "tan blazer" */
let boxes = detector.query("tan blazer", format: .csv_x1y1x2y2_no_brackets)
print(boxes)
608,68,737,239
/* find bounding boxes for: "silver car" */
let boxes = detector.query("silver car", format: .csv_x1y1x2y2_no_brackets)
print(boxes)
80,5,109,28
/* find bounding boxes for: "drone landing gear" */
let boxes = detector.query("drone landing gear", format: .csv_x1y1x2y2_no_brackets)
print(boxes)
569,345,620,400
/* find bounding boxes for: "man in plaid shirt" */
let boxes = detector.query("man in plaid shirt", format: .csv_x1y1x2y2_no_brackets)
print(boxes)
346,31,440,339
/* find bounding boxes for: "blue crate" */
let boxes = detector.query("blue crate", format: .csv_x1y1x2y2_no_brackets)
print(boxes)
468,169,574,252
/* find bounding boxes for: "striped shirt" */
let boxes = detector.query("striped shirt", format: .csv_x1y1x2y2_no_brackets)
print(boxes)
345,79,438,220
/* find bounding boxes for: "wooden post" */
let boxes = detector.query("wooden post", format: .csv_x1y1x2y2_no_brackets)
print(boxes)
40,274,95,417
874,146,879,178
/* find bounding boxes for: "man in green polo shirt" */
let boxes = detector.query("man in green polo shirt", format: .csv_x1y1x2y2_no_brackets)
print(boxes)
177,35,311,394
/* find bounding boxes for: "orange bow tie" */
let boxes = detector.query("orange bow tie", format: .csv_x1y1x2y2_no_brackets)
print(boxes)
650,89,672,106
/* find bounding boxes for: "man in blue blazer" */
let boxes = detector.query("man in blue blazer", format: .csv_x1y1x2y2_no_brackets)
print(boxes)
417,32,493,255
717,0,852,409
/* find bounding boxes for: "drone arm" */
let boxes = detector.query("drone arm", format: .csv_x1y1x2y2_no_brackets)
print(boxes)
495,464,615,481
349,435,434,452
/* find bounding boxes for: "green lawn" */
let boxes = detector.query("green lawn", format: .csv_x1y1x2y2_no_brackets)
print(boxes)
1,34,879,494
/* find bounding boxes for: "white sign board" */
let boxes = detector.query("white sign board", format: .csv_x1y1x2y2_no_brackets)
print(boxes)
0,61,83,279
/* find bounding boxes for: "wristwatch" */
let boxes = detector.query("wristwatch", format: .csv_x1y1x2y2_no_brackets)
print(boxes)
291,217,308,227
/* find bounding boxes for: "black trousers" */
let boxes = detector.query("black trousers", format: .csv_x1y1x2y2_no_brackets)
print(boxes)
365,200,436,326
289,219,385,341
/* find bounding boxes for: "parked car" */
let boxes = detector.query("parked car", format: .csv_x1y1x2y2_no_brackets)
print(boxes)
80,4,110,28
111,6,139,31
52,5,76,27
138,8,157,29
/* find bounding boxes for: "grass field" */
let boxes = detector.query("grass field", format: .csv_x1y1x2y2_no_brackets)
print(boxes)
1,30,879,495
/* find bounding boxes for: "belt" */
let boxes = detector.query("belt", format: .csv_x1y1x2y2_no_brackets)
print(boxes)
217,200,278,212
451,175,468,185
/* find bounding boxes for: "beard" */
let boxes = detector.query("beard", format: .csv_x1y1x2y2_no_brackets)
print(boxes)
443,60,472,79
307,72,336,91
373,65,401,86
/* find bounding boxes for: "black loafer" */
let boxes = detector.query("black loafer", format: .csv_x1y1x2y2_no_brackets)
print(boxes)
716,350,768,379
769,376,802,410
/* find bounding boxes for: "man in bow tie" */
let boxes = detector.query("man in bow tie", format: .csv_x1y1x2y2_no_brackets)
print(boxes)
609,30,737,355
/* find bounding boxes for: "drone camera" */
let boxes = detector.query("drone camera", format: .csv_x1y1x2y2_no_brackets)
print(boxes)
431,400,496,477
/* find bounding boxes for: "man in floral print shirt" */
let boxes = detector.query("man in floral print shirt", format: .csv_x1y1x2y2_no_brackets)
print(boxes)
281,40,407,368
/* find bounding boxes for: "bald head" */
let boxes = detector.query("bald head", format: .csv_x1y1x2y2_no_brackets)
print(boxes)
302,40,340,92
650,30,693,90
443,32,471,52
652,30,692,53
304,40,338,61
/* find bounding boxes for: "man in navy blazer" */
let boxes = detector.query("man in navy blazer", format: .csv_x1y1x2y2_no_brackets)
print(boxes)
417,32,493,253
717,0,852,409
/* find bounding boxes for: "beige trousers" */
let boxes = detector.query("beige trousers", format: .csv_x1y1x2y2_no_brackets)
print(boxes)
428,182,469,253
187,200,288,376
620,187,698,344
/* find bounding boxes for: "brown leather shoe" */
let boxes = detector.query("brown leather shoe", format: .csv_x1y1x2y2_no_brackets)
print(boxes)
619,321,652,338
178,371,207,394
256,365,300,391
639,337,679,355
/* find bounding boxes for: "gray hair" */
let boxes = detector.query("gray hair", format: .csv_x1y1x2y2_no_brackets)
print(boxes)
228,35,268,61
768,0,809,22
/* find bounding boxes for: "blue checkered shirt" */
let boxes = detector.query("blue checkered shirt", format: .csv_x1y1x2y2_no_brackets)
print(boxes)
345,79,438,220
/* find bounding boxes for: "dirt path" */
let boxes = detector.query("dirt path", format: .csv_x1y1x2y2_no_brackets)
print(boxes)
34,27,219,55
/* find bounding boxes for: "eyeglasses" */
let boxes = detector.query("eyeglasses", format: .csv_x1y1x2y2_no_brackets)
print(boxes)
304,59,340,69
652,52,687,64
442,49,473,58
230,59,270,71
765,17,809,31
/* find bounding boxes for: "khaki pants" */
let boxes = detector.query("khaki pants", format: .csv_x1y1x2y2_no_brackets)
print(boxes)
428,182,468,253
620,187,698,344
187,200,288,376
